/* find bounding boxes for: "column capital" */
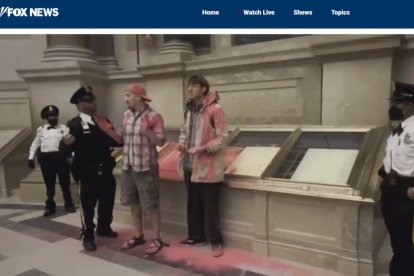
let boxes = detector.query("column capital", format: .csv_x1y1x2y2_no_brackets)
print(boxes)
43,35,97,63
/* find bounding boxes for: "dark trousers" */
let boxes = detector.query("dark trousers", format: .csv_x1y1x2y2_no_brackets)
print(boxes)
184,170,223,246
381,190,414,276
38,152,73,209
79,169,116,241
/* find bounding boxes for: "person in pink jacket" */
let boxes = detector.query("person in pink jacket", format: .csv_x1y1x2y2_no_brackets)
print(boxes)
177,75,228,257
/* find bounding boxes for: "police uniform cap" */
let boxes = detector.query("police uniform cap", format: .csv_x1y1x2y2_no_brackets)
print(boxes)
70,85,96,104
40,105,59,119
389,81,414,102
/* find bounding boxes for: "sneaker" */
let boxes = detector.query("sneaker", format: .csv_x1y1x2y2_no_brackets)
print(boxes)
212,245,224,257
43,208,56,217
179,238,206,247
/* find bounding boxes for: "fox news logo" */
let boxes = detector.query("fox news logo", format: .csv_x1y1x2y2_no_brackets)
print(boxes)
0,7,59,18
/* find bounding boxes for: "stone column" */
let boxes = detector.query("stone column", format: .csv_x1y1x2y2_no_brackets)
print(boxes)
43,35,97,63
191,35,211,55
160,35,195,54
89,35,120,70
211,35,232,51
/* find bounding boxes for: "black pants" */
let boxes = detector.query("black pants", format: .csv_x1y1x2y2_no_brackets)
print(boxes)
79,169,116,241
38,152,73,209
381,189,414,276
184,171,223,246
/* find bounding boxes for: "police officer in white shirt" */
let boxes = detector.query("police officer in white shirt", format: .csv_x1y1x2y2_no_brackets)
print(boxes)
28,105,75,217
379,81,414,276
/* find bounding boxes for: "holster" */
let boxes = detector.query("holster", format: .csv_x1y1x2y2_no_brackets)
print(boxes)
380,173,414,197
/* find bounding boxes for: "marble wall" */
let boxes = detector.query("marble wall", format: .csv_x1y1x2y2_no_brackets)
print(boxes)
0,34,405,129
200,64,322,125
0,35,46,82
322,58,392,126
0,82,31,128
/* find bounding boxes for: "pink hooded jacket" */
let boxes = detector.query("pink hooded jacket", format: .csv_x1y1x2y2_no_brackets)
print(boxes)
178,91,228,183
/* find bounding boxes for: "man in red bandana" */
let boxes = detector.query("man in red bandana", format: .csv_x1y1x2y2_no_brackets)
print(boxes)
113,83,168,256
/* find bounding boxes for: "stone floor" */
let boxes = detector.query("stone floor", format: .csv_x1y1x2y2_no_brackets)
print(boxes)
0,196,391,276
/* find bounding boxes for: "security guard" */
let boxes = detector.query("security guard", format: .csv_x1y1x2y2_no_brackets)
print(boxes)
379,81,414,276
61,86,121,251
28,105,75,217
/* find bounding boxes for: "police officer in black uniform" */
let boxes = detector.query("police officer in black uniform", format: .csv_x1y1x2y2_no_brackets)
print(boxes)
62,86,121,251
379,81,414,276
28,105,75,217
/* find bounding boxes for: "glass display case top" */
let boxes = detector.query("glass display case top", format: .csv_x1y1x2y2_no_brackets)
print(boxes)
273,131,366,185
224,130,292,177
225,146,280,177
229,130,292,148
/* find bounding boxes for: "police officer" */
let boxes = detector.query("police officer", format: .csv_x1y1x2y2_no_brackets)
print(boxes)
379,81,414,276
62,86,121,251
28,105,75,217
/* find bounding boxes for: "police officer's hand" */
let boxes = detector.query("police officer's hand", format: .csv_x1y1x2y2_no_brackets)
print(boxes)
378,166,386,179
407,187,414,200
28,159,35,169
62,134,75,145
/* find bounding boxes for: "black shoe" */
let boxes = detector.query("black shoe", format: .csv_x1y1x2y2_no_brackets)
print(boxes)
82,240,97,251
65,205,76,213
43,208,56,217
96,229,118,238
179,238,206,247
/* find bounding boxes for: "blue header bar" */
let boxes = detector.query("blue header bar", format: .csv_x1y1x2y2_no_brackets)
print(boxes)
0,0,411,28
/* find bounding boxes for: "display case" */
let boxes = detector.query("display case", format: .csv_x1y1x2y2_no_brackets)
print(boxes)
113,125,389,275
222,126,386,200
216,125,387,276
153,125,382,199
224,128,293,178
270,131,364,183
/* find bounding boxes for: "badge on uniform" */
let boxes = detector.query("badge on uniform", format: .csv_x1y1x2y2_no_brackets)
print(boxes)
81,121,90,130
81,121,91,134
404,133,414,145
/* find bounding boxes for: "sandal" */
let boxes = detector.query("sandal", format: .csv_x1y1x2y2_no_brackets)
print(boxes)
144,239,170,256
121,235,146,250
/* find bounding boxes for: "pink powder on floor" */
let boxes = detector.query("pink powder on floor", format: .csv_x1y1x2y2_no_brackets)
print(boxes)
113,226,342,275
157,240,342,276
159,243,227,271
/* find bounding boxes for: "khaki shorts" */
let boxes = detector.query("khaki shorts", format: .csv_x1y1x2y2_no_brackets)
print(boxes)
121,167,159,210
